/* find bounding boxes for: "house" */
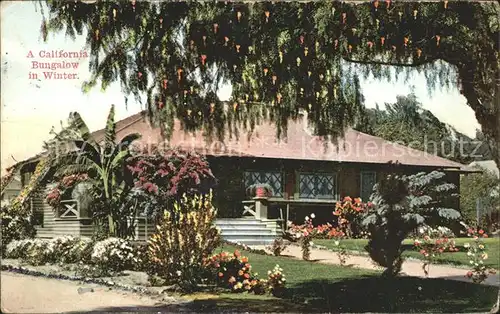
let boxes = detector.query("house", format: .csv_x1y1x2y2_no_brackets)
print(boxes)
12,111,474,244
1,175,21,206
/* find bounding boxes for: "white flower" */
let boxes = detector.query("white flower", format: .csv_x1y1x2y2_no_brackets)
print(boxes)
176,270,182,276
334,241,340,246
310,213,316,219
418,228,425,234
305,216,309,221
467,252,473,256
464,243,470,248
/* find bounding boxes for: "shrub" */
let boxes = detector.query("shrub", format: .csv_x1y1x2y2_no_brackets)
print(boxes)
464,228,497,283
267,238,288,256
413,226,458,276
147,192,220,291
91,238,137,274
5,239,35,260
287,214,321,260
267,264,286,297
362,171,460,277
1,205,36,256
333,196,370,238
45,174,90,210
5,237,94,266
204,250,272,295
205,250,258,292
67,238,93,264
127,149,216,218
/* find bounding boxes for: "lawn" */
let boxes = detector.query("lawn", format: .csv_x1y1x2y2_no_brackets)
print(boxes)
176,243,499,313
314,238,500,270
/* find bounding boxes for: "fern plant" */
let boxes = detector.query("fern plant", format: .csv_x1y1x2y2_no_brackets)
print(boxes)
362,170,460,277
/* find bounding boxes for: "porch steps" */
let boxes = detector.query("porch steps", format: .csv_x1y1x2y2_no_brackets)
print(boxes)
215,218,282,246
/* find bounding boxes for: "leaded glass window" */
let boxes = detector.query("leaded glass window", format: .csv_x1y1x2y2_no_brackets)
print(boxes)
299,173,337,199
244,171,283,197
360,171,377,202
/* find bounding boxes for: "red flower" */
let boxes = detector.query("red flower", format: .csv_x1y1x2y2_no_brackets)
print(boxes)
234,250,241,258
218,272,224,277
420,249,426,255
483,234,488,238
478,229,484,235
466,271,473,278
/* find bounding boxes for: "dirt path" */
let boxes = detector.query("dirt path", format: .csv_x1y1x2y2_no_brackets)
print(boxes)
253,245,500,287
1,272,187,313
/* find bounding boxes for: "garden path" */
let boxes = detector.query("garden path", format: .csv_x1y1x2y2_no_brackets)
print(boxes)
0,272,188,313
252,245,500,287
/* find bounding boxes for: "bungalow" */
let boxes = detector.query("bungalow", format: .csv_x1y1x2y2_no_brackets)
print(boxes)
10,111,473,244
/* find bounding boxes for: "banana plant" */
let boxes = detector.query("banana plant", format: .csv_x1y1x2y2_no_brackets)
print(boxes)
72,105,141,237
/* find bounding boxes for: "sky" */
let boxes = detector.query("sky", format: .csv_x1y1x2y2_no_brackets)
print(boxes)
0,1,481,172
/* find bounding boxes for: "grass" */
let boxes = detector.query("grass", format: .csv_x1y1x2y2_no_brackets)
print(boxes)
173,244,499,312
314,237,500,270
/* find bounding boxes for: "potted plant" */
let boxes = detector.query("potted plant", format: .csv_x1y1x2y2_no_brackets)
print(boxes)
246,183,274,198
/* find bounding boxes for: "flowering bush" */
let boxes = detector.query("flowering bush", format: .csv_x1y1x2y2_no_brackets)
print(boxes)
204,250,266,293
45,173,89,210
464,228,496,283
267,264,286,297
91,238,137,274
267,238,288,256
5,237,91,266
1,205,36,256
5,239,35,260
127,149,216,218
413,226,458,276
66,238,94,264
333,196,370,238
287,215,317,260
204,250,283,296
147,192,220,291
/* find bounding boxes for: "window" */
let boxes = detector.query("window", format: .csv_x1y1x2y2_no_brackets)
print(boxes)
244,171,283,197
299,173,337,199
360,171,377,202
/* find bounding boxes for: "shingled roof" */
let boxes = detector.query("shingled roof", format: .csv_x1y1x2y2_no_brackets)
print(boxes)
92,111,470,171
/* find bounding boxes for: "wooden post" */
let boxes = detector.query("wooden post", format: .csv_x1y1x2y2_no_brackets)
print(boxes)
254,198,268,219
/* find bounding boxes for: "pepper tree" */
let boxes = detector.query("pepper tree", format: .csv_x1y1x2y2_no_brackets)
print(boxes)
39,0,499,166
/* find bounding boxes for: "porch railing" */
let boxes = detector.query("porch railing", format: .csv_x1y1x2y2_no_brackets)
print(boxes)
58,199,80,218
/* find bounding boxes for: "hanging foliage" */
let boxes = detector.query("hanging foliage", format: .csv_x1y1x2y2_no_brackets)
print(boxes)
39,0,499,165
